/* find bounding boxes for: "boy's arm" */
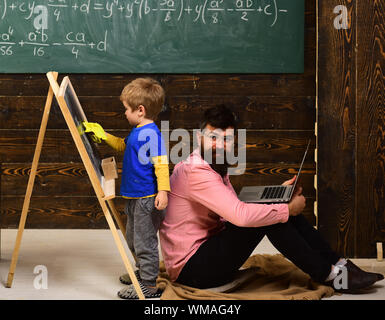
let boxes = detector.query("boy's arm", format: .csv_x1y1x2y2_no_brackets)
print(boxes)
150,131,170,210
152,155,171,192
83,122,126,152
105,133,126,152
152,155,170,211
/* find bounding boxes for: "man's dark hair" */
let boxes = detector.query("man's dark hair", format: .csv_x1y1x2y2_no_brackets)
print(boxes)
200,104,238,130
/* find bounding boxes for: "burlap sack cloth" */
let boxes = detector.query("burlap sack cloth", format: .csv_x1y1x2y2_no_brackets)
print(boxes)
157,254,335,300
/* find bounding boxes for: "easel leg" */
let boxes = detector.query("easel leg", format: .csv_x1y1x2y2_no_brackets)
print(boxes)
106,199,126,238
99,199,145,300
6,72,58,288
106,199,139,265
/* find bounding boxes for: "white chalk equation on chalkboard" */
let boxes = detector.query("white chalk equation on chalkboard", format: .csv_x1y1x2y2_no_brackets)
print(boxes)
0,0,288,26
0,25,107,58
0,0,290,60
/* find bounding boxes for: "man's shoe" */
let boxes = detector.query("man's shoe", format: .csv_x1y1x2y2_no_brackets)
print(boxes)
325,262,378,293
346,260,384,282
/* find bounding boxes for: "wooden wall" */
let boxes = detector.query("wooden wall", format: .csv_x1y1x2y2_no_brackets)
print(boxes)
318,0,385,258
0,2,316,229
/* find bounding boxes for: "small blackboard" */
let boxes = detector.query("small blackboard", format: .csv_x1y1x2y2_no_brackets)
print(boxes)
59,77,103,184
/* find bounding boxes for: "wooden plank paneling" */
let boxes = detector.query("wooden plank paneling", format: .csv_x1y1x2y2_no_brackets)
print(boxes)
0,129,314,163
356,0,385,257
1,163,94,197
0,129,317,228
1,160,316,228
0,72,316,97
318,0,357,257
0,96,315,130
0,195,316,229
1,196,127,229
0,0,317,229
318,0,385,258
1,162,316,198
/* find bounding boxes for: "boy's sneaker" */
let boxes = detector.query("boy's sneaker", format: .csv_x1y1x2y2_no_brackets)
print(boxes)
119,270,141,285
117,281,163,300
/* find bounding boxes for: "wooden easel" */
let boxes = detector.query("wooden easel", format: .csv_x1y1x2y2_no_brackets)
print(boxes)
6,72,144,300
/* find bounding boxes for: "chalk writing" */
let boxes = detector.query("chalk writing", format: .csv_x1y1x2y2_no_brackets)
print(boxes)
0,0,288,58
0,0,304,73
1,0,288,25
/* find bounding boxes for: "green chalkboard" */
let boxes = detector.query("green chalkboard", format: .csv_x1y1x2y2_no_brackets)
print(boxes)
0,0,304,73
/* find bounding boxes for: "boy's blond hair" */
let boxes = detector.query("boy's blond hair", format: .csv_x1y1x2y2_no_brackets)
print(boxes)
120,78,165,120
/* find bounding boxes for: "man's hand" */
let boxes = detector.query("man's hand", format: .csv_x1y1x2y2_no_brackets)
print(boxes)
282,175,306,216
288,186,306,216
155,190,168,210
282,175,297,186
282,175,303,198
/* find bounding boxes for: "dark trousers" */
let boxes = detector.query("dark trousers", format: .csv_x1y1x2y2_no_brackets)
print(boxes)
176,214,341,289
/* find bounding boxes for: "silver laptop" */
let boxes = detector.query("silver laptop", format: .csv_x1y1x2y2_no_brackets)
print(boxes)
238,140,311,204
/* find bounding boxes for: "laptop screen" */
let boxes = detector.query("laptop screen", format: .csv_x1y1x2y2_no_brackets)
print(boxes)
289,139,311,198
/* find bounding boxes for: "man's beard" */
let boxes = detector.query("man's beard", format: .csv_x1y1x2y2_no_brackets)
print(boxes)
199,144,230,177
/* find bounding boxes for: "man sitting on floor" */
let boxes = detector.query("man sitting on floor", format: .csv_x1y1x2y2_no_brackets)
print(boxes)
159,105,383,293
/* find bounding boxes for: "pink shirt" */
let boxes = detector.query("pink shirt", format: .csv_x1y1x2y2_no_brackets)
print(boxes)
159,149,290,282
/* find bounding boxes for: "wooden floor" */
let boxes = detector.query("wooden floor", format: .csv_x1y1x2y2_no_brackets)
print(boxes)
0,229,384,300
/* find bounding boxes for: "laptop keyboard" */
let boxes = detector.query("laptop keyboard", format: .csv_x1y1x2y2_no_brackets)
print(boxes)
261,186,287,199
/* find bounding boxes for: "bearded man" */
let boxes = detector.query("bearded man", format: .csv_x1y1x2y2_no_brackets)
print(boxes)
159,105,383,293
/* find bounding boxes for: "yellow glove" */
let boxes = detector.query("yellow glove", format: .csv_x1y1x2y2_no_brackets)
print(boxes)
82,122,107,143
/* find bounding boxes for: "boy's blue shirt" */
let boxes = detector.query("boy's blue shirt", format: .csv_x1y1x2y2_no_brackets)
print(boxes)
120,122,167,198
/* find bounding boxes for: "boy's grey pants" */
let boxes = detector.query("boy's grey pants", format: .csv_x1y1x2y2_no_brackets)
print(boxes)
124,196,164,287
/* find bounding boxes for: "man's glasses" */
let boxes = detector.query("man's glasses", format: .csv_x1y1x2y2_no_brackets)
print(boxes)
203,131,235,143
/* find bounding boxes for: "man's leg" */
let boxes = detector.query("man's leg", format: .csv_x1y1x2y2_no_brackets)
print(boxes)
176,222,266,289
177,220,335,289
263,221,332,283
288,214,341,265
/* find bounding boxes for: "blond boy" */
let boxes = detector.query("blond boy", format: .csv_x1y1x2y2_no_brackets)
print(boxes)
84,78,169,299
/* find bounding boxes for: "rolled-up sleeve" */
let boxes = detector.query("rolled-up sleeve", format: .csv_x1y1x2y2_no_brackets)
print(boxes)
187,165,289,227
105,133,126,152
